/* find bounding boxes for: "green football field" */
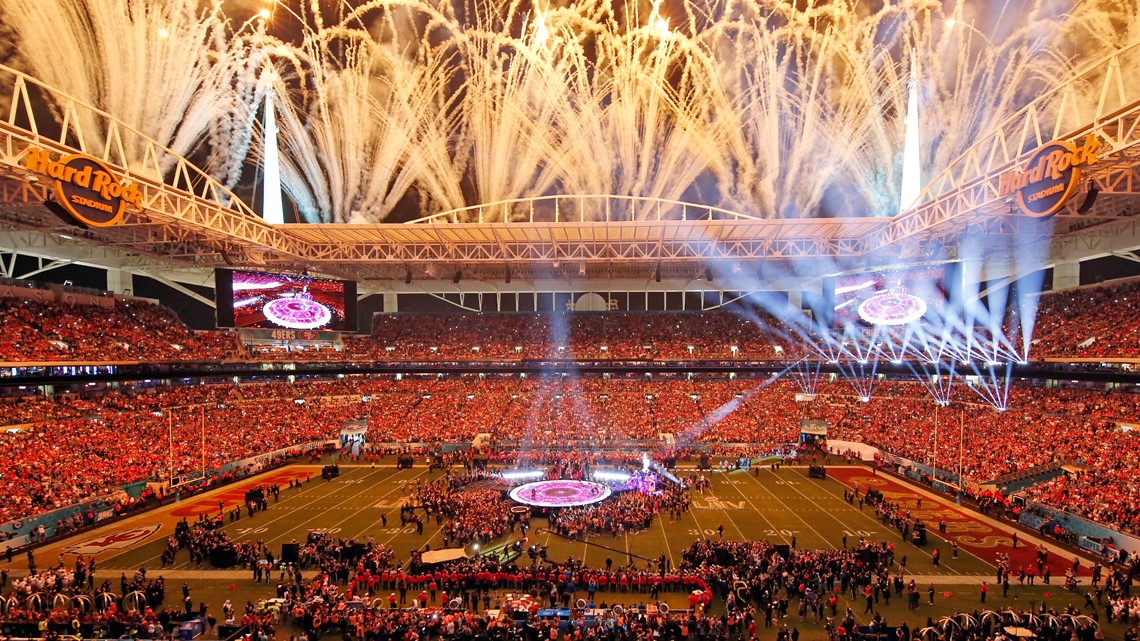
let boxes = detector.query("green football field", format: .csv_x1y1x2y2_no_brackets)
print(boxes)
106,464,993,576
83,463,1120,641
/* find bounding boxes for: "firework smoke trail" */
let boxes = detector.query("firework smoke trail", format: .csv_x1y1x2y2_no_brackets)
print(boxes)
262,4,469,223
288,0,1126,222
1,0,245,177
4,0,1131,220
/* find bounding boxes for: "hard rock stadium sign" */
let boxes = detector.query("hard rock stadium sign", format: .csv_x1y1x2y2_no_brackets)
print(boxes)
22,147,142,227
997,134,1101,218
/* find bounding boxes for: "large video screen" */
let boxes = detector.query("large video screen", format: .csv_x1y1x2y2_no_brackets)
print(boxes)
215,269,357,331
829,264,958,327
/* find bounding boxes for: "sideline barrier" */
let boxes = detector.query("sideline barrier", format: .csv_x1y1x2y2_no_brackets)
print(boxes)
827,439,1140,558
0,439,336,554
1020,502,1140,557
0,480,147,554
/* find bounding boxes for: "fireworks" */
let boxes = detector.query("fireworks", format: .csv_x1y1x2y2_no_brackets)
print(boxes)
2,0,1130,221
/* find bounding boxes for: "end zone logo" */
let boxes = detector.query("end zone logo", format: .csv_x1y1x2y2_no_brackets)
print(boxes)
997,134,1101,218
65,524,161,555
22,147,143,227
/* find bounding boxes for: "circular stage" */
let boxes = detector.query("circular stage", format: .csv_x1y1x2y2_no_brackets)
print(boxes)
509,480,611,508
263,297,332,329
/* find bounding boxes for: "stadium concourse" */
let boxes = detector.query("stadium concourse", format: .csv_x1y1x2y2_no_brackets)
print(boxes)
0,283,1137,641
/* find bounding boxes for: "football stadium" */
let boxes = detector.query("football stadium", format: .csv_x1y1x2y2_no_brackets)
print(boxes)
0,1,1139,641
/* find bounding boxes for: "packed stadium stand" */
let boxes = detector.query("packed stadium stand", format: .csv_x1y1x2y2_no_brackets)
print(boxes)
1,363,1137,534
3,279,1140,365
4,6,1140,637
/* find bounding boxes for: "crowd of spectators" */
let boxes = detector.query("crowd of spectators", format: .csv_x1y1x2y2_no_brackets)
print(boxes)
282,537,742,641
419,476,519,547
0,553,202,640
2,278,1139,365
0,537,1121,641
1017,280,1140,359
0,296,237,363
2,277,1140,366
0,389,340,523
164,516,265,569
814,382,1140,534
346,311,800,362
1,374,1139,535
289,538,1118,641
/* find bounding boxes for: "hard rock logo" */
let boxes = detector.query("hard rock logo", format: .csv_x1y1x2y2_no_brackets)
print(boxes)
997,135,1101,218
23,148,143,227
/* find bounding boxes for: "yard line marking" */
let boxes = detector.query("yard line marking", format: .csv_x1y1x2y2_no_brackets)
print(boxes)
127,466,396,569
709,473,792,545
684,504,709,541
806,470,996,576
808,471,971,576
346,468,432,541
706,490,748,540
736,468,832,545
225,467,401,543
655,512,676,569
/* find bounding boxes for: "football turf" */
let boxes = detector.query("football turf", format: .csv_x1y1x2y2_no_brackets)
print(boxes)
106,465,995,576
44,463,1121,640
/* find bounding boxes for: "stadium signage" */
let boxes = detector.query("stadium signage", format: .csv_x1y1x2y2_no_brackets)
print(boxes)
22,147,142,227
272,329,320,341
239,328,339,342
997,134,1101,218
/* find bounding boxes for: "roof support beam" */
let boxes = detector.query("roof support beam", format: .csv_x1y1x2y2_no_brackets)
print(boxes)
18,258,72,280
136,270,216,309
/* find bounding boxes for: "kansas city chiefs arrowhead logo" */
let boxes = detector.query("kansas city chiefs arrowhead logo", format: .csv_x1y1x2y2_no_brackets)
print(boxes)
65,524,162,555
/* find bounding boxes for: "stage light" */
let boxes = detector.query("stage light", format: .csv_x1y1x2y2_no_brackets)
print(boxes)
501,470,544,480
453,270,462,284
593,470,631,482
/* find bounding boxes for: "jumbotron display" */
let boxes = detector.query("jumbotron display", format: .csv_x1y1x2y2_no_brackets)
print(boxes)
508,480,612,508
827,263,960,327
215,269,358,331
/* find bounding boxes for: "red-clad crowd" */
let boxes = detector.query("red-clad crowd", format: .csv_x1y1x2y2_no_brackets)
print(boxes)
1016,280,1140,359
0,296,237,363
2,278,1140,364
347,311,799,362
0,390,341,523
1,375,1138,536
